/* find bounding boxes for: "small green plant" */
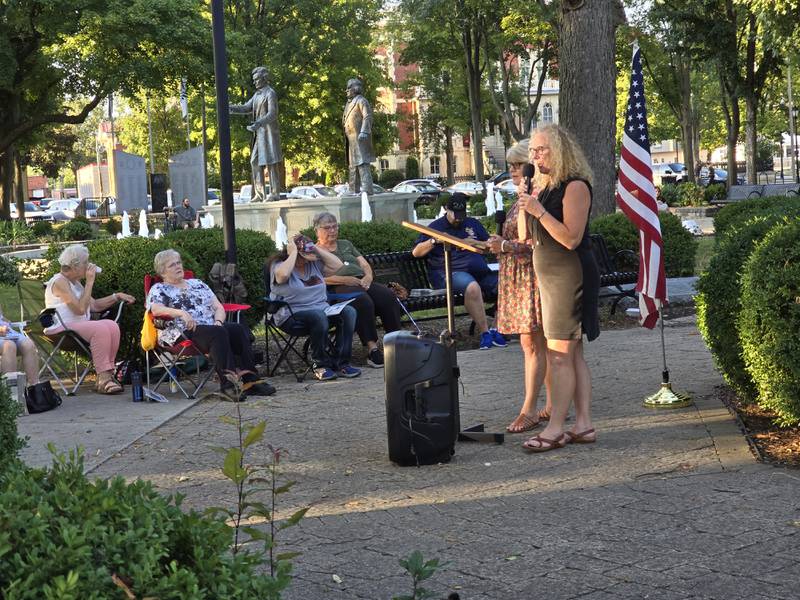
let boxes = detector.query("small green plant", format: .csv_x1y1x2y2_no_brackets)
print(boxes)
658,184,681,207
0,381,25,474
208,373,307,581
0,256,20,287
379,169,405,189
704,183,726,204
392,550,450,600
103,217,122,235
676,182,706,207
0,221,35,246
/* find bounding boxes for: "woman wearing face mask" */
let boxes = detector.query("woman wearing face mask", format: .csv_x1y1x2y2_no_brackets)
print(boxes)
516,124,600,452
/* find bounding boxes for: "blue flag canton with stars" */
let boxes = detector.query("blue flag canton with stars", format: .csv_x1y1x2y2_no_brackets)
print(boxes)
625,48,650,151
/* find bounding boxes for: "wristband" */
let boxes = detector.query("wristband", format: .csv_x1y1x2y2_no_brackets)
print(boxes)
214,319,223,325
537,209,547,219
501,240,508,253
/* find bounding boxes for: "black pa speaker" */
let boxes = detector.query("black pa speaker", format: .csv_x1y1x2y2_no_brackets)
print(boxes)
384,331,459,466
150,173,168,212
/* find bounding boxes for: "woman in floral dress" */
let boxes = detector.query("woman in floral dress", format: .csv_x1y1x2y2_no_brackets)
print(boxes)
487,140,551,433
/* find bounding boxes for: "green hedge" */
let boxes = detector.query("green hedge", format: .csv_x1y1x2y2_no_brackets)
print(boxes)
713,195,800,239
738,218,800,425
589,211,697,276
0,453,290,599
0,382,24,476
378,169,404,189
694,216,785,402
302,220,419,254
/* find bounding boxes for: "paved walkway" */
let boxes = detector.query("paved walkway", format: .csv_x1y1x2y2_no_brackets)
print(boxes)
19,314,798,599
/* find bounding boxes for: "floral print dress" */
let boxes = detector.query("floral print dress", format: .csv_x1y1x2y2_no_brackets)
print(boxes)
146,279,217,345
494,200,542,334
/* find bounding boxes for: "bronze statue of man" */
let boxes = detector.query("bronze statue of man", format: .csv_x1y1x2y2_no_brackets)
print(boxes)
342,78,375,194
230,66,283,201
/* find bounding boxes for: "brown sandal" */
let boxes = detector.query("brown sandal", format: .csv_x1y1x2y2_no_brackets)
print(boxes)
537,408,551,421
96,378,123,395
564,428,597,444
522,433,567,453
506,413,540,434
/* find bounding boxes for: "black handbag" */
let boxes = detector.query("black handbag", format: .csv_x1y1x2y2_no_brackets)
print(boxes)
25,381,63,414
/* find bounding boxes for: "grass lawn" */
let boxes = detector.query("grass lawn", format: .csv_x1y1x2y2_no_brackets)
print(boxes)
695,235,715,276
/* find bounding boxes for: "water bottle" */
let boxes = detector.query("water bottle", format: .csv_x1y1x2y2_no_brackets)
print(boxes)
169,366,179,394
131,370,143,403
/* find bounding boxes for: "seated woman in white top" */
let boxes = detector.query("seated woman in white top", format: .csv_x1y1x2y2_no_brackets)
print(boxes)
44,245,135,394
0,310,40,386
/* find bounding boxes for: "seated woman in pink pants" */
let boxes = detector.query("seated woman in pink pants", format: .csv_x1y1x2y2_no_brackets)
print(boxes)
44,244,136,394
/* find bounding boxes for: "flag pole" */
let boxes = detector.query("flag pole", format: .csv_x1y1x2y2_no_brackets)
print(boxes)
643,307,692,408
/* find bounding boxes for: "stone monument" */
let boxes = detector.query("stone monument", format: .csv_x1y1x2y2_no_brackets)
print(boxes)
230,66,283,201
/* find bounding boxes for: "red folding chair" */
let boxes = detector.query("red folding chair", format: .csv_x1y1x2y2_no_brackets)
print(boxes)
143,270,250,399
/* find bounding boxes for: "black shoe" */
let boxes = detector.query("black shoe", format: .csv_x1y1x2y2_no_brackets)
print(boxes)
367,347,384,368
246,381,276,396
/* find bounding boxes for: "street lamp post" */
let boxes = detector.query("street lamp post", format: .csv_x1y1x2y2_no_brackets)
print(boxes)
779,139,784,182
793,106,799,184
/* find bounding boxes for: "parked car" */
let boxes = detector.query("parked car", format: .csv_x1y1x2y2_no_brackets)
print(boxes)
392,181,441,204
206,188,221,205
10,202,54,223
487,171,511,185
45,199,81,219
698,167,744,186
400,178,443,190
651,162,687,186
334,183,388,195
288,185,339,199
496,179,519,195
445,181,485,196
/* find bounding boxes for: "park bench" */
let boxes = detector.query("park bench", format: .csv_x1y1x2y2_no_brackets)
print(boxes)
363,232,638,324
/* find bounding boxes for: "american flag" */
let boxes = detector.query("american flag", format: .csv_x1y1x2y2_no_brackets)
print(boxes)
179,79,188,119
616,43,667,329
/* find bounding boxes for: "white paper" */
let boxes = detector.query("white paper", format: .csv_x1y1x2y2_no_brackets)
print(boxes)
324,298,355,316
143,387,169,403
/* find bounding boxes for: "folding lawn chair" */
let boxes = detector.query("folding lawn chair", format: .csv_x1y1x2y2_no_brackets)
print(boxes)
16,278,125,396
143,270,251,399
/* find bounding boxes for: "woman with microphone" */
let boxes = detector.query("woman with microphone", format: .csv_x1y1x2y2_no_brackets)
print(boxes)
486,140,551,434
516,124,600,452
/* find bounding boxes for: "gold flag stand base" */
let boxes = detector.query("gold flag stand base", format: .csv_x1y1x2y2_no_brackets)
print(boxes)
643,382,692,409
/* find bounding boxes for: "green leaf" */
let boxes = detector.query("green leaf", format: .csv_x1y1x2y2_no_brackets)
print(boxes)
243,421,266,448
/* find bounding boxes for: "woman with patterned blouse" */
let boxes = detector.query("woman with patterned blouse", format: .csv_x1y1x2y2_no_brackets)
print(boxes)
486,140,552,433
146,249,275,399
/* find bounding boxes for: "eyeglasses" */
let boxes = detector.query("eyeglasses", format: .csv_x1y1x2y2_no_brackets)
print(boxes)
530,146,550,156
509,162,525,169
318,223,339,230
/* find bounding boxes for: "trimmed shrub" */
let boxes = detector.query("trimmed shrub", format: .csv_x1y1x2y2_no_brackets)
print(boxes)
659,184,681,207
704,183,727,204
379,169,404,189
589,211,697,276
676,182,706,207
104,217,122,236
0,256,19,286
466,192,487,216
695,215,786,402
0,381,24,474
0,452,291,598
31,220,53,238
164,228,276,328
405,156,420,179
714,195,800,238
302,220,419,254
738,218,800,424
57,219,94,241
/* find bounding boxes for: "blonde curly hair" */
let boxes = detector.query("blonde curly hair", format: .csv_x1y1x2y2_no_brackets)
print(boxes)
530,124,594,190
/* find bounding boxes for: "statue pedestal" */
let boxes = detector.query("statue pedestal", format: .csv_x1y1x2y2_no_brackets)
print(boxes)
202,192,418,235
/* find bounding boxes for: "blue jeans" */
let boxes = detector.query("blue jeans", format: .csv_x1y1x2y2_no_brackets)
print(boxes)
280,305,356,369
430,269,498,298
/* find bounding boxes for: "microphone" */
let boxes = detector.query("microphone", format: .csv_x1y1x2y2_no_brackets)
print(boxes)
494,209,506,234
522,163,535,194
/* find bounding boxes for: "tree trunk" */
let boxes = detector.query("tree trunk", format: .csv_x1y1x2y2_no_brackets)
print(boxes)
744,91,758,184
15,155,26,220
1,149,14,220
725,93,740,192
444,126,455,185
678,58,695,183
559,0,624,217
463,26,485,183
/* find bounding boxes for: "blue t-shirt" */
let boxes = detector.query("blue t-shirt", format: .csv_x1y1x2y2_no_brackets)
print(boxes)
415,216,490,277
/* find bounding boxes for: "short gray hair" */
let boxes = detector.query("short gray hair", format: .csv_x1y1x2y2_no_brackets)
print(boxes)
506,139,529,164
312,211,338,229
58,244,90,269
153,249,181,276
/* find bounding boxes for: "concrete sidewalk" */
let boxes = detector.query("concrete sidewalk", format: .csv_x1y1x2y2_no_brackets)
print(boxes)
42,315,792,600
